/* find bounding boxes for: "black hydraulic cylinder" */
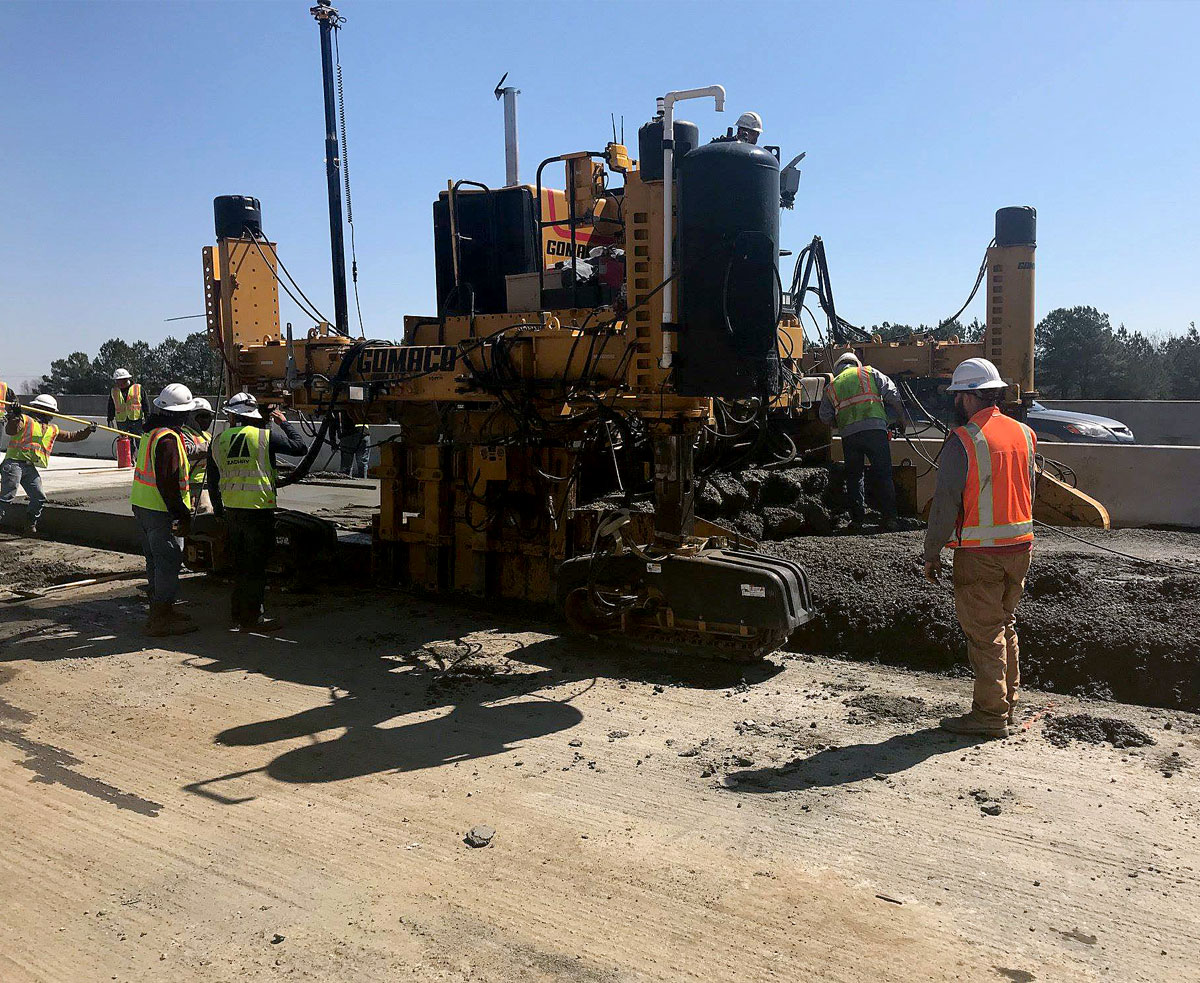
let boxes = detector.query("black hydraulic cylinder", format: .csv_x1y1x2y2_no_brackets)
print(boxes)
313,1,349,336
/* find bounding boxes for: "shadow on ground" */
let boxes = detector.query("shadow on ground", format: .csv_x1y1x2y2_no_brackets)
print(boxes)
0,576,784,803
726,727,985,791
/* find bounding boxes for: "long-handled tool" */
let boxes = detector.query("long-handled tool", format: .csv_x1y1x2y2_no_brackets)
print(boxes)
2,398,142,441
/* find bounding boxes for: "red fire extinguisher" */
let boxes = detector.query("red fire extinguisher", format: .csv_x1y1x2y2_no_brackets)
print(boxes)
116,437,133,469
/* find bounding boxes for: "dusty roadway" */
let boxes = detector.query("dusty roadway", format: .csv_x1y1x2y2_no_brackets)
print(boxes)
1,539,1197,982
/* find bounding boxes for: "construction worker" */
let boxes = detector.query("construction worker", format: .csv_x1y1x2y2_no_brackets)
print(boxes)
131,384,204,636
819,352,905,531
923,357,1037,739
1,395,97,534
107,369,148,439
735,111,763,145
208,393,307,632
337,412,371,479
182,397,215,514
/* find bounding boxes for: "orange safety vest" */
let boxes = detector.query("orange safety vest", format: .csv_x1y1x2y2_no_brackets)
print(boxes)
131,427,191,512
951,406,1036,549
112,384,143,422
6,416,60,467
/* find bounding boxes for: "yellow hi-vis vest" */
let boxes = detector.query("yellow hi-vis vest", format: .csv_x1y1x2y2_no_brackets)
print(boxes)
829,365,887,430
182,425,210,489
112,384,143,422
130,427,191,512
215,425,276,509
5,416,60,467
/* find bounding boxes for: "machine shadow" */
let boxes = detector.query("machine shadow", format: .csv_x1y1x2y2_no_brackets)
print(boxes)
726,727,985,792
0,578,784,798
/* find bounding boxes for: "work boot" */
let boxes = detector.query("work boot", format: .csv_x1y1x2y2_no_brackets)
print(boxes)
883,517,900,532
939,710,1008,739
238,615,281,634
144,602,199,637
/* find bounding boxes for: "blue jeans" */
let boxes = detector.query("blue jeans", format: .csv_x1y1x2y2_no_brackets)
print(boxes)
0,460,47,526
133,505,184,604
842,428,897,521
339,432,371,478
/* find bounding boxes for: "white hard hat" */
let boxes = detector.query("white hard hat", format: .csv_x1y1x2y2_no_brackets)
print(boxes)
834,352,861,370
946,357,1007,392
223,392,263,421
112,368,133,382
27,394,59,413
153,383,202,413
736,111,763,134
193,397,213,413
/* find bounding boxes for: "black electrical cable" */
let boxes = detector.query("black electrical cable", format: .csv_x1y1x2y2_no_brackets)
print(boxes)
935,240,994,332
333,24,366,338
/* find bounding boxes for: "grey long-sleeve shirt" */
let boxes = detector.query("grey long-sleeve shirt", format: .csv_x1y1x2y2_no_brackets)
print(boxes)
819,366,905,437
922,433,1037,562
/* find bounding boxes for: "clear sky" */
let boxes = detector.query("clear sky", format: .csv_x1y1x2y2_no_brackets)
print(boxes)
2,0,1197,385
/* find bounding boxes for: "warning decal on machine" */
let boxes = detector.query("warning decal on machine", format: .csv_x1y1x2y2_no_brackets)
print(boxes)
740,584,766,598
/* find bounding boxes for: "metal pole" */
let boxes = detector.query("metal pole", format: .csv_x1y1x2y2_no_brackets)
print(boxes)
312,1,350,336
502,87,520,186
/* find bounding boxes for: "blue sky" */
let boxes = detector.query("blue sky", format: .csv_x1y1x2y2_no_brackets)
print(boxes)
1,0,1197,385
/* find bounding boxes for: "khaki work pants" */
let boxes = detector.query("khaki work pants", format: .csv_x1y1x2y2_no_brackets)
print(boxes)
952,548,1032,724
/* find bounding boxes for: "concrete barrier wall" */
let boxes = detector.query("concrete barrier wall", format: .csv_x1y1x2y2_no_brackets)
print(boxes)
882,436,1200,529
1041,400,1200,446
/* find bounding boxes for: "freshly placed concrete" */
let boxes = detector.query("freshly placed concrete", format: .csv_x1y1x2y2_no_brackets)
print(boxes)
0,457,380,552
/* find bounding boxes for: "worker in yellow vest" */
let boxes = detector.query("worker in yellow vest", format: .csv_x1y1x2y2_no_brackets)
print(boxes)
182,397,215,514
819,351,906,531
209,392,307,632
131,384,204,636
1,395,97,534
923,358,1037,738
108,369,148,438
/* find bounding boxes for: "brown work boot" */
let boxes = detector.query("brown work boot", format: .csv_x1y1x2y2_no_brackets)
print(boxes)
939,710,1008,739
144,602,199,637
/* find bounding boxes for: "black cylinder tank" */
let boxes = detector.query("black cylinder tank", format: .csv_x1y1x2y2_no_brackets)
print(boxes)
637,118,700,182
214,195,262,239
675,141,781,399
995,205,1036,247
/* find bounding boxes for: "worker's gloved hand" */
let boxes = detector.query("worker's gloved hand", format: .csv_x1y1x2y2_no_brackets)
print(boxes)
270,409,287,425
173,514,192,539
923,557,942,583
84,423,98,435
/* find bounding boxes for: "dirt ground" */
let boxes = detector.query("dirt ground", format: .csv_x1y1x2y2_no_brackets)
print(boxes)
1,535,1198,982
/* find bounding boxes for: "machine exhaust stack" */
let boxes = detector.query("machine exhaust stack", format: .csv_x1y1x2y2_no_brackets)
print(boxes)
985,205,1037,409
494,73,521,187
311,0,350,337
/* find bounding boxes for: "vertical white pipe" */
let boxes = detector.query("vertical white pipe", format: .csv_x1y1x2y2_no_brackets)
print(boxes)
502,87,520,187
657,86,725,369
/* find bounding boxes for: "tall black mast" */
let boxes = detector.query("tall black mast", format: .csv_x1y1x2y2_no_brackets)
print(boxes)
311,0,349,336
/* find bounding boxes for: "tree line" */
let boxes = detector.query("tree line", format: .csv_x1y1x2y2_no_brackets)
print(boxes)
25,308,1200,401
29,332,222,397
867,307,1199,399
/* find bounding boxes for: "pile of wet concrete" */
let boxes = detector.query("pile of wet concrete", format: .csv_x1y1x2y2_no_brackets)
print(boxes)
763,528,1200,712
697,465,919,540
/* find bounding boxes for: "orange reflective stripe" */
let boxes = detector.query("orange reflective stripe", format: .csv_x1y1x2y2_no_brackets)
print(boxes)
951,407,1035,548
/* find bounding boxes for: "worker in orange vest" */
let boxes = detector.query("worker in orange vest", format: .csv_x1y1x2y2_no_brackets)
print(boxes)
923,358,1037,738
1,395,97,534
